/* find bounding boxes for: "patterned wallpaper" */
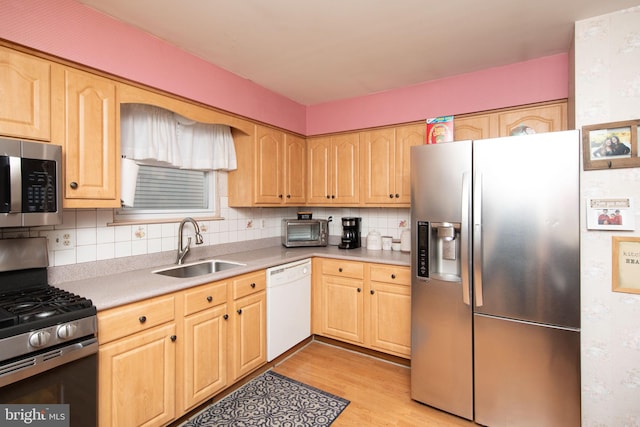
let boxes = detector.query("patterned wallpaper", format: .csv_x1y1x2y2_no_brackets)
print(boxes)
575,6,640,426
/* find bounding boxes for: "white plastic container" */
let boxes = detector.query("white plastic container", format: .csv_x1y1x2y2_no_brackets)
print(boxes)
366,230,382,250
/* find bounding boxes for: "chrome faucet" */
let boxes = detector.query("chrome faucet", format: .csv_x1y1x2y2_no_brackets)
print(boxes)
176,217,204,265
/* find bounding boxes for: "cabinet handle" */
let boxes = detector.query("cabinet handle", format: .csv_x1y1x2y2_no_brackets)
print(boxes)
250,282,256,288
70,182,78,189
287,194,291,199
279,194,283,199
237,309,242,315
391,274,396,279
331,195,335,199
370,289,375,295
223,314,229,320
170,335,177,342
207,296,213,302
395,193,400,198
357,288,361,292
389,194,394,198
338,267,343,272
139,316,147,323
326,195,331,199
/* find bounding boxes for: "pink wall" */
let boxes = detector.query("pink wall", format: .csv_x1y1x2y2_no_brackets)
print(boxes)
0,0,307,134
0,0,568,136
307,54,569,135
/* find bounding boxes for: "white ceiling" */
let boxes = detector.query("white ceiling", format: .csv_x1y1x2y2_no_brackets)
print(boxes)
75,0,639,106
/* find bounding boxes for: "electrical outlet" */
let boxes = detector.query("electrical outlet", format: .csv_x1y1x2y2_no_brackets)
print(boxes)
46,231,75,251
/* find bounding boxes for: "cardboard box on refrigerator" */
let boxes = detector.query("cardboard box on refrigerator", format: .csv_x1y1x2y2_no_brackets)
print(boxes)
426,115,454,144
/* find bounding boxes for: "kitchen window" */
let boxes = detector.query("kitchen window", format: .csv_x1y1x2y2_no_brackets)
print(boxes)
115,103,236,222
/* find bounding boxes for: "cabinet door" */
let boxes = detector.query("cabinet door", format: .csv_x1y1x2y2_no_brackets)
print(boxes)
496,102,567,136
58,66,119,207
284,133,306,204
369,281,411,357
361,128,395,204
319,274,364,344
230,291,266,381
306,137,332,204
99,324,176,427
394,124,424,204
332,133,359,205
182,305,227,411
0,47,51,141
454,115,494,140
255,125,284,204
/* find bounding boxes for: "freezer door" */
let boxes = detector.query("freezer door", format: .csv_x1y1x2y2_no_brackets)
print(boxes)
474,314,580,427
473,130,580,328
410,277,473,419
410,140,473,419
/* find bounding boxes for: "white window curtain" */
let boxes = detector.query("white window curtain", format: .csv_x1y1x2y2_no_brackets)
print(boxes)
120,103,237,207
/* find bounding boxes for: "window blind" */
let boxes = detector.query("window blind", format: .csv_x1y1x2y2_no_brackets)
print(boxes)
133,164,207,209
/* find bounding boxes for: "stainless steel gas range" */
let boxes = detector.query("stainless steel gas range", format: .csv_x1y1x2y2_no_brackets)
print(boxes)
0,237,98,425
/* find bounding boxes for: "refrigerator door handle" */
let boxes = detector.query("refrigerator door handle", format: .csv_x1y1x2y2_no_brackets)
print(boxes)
461,171,471,306
473,171,484,307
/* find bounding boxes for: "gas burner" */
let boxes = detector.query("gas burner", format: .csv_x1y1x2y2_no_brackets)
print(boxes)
0,285,95,335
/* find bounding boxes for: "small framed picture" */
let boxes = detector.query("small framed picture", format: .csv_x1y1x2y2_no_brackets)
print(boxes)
612,236,640,294
586,197,635,231
582,120,640,170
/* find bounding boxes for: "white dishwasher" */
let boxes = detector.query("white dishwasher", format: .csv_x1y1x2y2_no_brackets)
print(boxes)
266,258,311,362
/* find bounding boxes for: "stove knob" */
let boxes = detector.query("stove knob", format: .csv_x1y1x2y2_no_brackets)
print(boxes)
57,323,77,340
29,330,51,348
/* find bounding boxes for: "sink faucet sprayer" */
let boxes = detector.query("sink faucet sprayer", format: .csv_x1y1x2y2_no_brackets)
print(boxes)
176,217,204,265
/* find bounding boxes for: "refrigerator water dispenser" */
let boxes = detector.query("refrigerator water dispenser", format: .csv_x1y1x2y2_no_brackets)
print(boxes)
416,221,461,281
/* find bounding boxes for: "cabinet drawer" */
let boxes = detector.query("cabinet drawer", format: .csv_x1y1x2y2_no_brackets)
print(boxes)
370,264,410,286
321,259,364,279
98,294,175,344
231,270,266,300
183,280,228,316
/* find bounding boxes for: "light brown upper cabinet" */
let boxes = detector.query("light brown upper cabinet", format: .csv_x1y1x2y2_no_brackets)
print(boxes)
454,100,567,141
254,126,305,205
453,114,492,141
306,133,360,206
360,123,424,206
0,46,51,141
52,65,120,208
229,125,305,206
496,101,567,135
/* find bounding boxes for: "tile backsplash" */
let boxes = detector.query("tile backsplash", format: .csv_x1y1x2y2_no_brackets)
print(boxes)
0,198,409,268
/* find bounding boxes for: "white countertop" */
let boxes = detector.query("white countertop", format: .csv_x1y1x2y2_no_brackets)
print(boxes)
55,244,410,311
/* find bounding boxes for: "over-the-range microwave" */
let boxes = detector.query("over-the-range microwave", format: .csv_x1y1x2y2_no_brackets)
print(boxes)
281,219,328,248
0,137,62,228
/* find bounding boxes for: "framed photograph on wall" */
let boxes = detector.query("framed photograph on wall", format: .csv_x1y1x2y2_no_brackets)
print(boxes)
582,120,640,170
586,197,635,231
612,236,640,294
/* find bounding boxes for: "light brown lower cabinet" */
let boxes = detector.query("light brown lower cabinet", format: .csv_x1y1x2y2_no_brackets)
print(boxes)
97,259,408,426
98,294,177,427
368,264,411,357
178,280,229,413
229,270,267,382
97,271,266,427
313,258,411,359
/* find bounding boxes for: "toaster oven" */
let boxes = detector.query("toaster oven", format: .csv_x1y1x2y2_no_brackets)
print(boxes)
281,219,328,247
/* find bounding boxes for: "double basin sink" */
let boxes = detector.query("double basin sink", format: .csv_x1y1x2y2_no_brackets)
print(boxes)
153,259,245,278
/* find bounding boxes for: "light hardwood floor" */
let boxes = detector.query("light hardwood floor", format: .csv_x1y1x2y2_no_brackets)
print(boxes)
273,341,477,427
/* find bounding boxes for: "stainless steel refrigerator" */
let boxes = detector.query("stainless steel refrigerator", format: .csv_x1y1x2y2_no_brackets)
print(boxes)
410,130,581,426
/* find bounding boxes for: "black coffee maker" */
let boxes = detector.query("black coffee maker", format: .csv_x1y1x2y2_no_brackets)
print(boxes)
338,217,361,249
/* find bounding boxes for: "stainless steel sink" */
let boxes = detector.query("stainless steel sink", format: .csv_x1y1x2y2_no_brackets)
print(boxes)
153,259,245,278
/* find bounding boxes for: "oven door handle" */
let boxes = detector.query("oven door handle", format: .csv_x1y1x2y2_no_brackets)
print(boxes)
0,337,98,388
